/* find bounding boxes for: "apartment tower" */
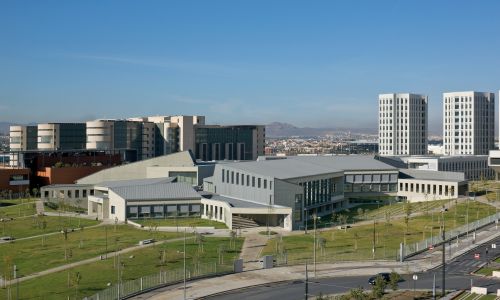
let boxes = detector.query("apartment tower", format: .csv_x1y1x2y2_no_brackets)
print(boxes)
443,91,494,155
378,93,428,156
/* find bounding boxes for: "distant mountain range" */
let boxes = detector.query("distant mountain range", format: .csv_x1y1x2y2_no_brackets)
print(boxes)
265,122,377,138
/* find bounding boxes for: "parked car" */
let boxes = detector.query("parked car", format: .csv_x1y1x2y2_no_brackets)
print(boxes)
138,239,155,245
368,273,391,285
0,236,15,241
337,225,351,230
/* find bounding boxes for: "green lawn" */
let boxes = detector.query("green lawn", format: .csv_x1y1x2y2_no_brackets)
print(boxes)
0,215,99,239
0,224,180,276
0,201,37,218
475,266,495,276
264,201,494,263
5,236,243,300
134,217,228,229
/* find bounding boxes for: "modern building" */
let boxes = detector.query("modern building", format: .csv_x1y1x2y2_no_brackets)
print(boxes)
204,155,399,230
397,169,467,202
488,150,500,181
77,150,214,187
378,93,428,156
37,123,86,151
443,91,495,155
194,125,265,161
380,155,494,181
9,125,37,166
86,119,155,161
0,167,30,195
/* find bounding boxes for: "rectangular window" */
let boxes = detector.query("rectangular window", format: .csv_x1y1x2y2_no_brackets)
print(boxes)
258,178,261,188
111,206,115,214
222,169,225,182
236,172,239,184
252,176,256,187
264,179,267,189
247,175,250,186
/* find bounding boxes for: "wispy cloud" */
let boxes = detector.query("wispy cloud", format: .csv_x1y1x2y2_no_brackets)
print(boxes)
67,54,242,76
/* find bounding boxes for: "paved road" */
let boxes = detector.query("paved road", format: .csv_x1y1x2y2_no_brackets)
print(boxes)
204,237,500,300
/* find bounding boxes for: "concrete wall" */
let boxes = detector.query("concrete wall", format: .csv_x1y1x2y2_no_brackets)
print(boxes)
397,178,460,202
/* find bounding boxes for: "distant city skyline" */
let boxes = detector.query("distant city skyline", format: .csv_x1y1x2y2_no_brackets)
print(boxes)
1,1,500,133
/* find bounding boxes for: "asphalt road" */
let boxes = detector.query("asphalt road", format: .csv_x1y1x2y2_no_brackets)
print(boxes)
204,236,500,300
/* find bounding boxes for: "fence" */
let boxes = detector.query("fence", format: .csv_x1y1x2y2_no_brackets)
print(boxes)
402,212,500,260
84,261,234,300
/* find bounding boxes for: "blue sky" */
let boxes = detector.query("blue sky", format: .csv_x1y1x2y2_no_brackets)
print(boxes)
1,1,500,133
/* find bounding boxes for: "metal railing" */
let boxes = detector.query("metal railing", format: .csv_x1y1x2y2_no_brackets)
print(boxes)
402,212,500,260
84,261,234,300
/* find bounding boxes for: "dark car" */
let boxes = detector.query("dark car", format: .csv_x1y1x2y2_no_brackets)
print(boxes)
368,273,391,285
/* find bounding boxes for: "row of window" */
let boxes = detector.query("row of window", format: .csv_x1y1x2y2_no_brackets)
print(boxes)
399,182,455,197
221,168,273,190
126,204,201,219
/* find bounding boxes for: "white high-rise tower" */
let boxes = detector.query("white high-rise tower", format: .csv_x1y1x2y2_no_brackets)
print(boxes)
443,91,494,155
378,93,428,156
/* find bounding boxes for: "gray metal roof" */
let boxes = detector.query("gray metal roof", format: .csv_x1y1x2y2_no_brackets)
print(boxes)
208,194,281,209
222,158,343,179
96,177,176,189
41,184,94,189
111,182,201,201
399,169,466,182
289,155,398,171
223,155,396,179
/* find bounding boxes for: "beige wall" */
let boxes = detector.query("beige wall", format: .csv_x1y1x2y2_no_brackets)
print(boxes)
397,178,459,202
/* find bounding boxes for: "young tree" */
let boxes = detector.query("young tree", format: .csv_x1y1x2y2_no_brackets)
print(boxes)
71,271,82,299
229,230,237,250
372,274,386,298
389,271,401,291
404,202,413,245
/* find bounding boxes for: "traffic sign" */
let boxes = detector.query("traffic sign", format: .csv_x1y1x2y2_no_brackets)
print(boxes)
474,253,480,259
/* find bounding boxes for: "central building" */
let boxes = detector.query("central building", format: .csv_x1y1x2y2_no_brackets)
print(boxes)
378,93,428,156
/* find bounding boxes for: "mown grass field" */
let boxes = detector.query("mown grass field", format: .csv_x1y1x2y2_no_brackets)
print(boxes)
263,201,494,262
0,201,37,218
3,236,243,300
134,217,228,229
0,224,181,276
0,215,99,239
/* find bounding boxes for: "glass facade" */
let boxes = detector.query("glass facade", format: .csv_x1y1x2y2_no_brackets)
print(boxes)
126,204,201,219
194,126,256,160
298,177,342,206
59,123,86,150
113,121,143,160
344,172,398,193
169,171,197,185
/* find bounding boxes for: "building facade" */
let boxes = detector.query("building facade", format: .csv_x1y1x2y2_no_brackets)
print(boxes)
37,123,86,151
378,93,428,156
443,91,495,155
9,125,37,166
194,125,265,161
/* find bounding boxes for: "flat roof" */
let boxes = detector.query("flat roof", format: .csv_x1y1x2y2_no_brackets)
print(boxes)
96,177,176,189
42,183,94,189
221,155,396,180
399,169,466,182
112,182,200,201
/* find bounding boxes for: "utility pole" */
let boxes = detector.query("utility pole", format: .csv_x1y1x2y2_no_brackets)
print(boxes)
432,273,436,300
372,220,376,259
184,228,186,300
105,225,108,259
304,262,309,300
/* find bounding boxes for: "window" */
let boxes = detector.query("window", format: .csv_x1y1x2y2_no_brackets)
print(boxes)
252,176,255,187
258,178,261,188
111,206,115,214
264,179,267,189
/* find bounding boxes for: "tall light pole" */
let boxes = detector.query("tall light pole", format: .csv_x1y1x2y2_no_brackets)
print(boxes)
441,208,445,296
313,214,320,277
304,261,309,300
304,208,308,234
183,228,187,300
372,220,376,259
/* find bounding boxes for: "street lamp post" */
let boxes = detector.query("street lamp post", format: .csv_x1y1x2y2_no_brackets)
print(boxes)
313,215,320,277
412,274,418,299
183,228,186,300
441,208,445,296
372,220,376,259
304,208,308,234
